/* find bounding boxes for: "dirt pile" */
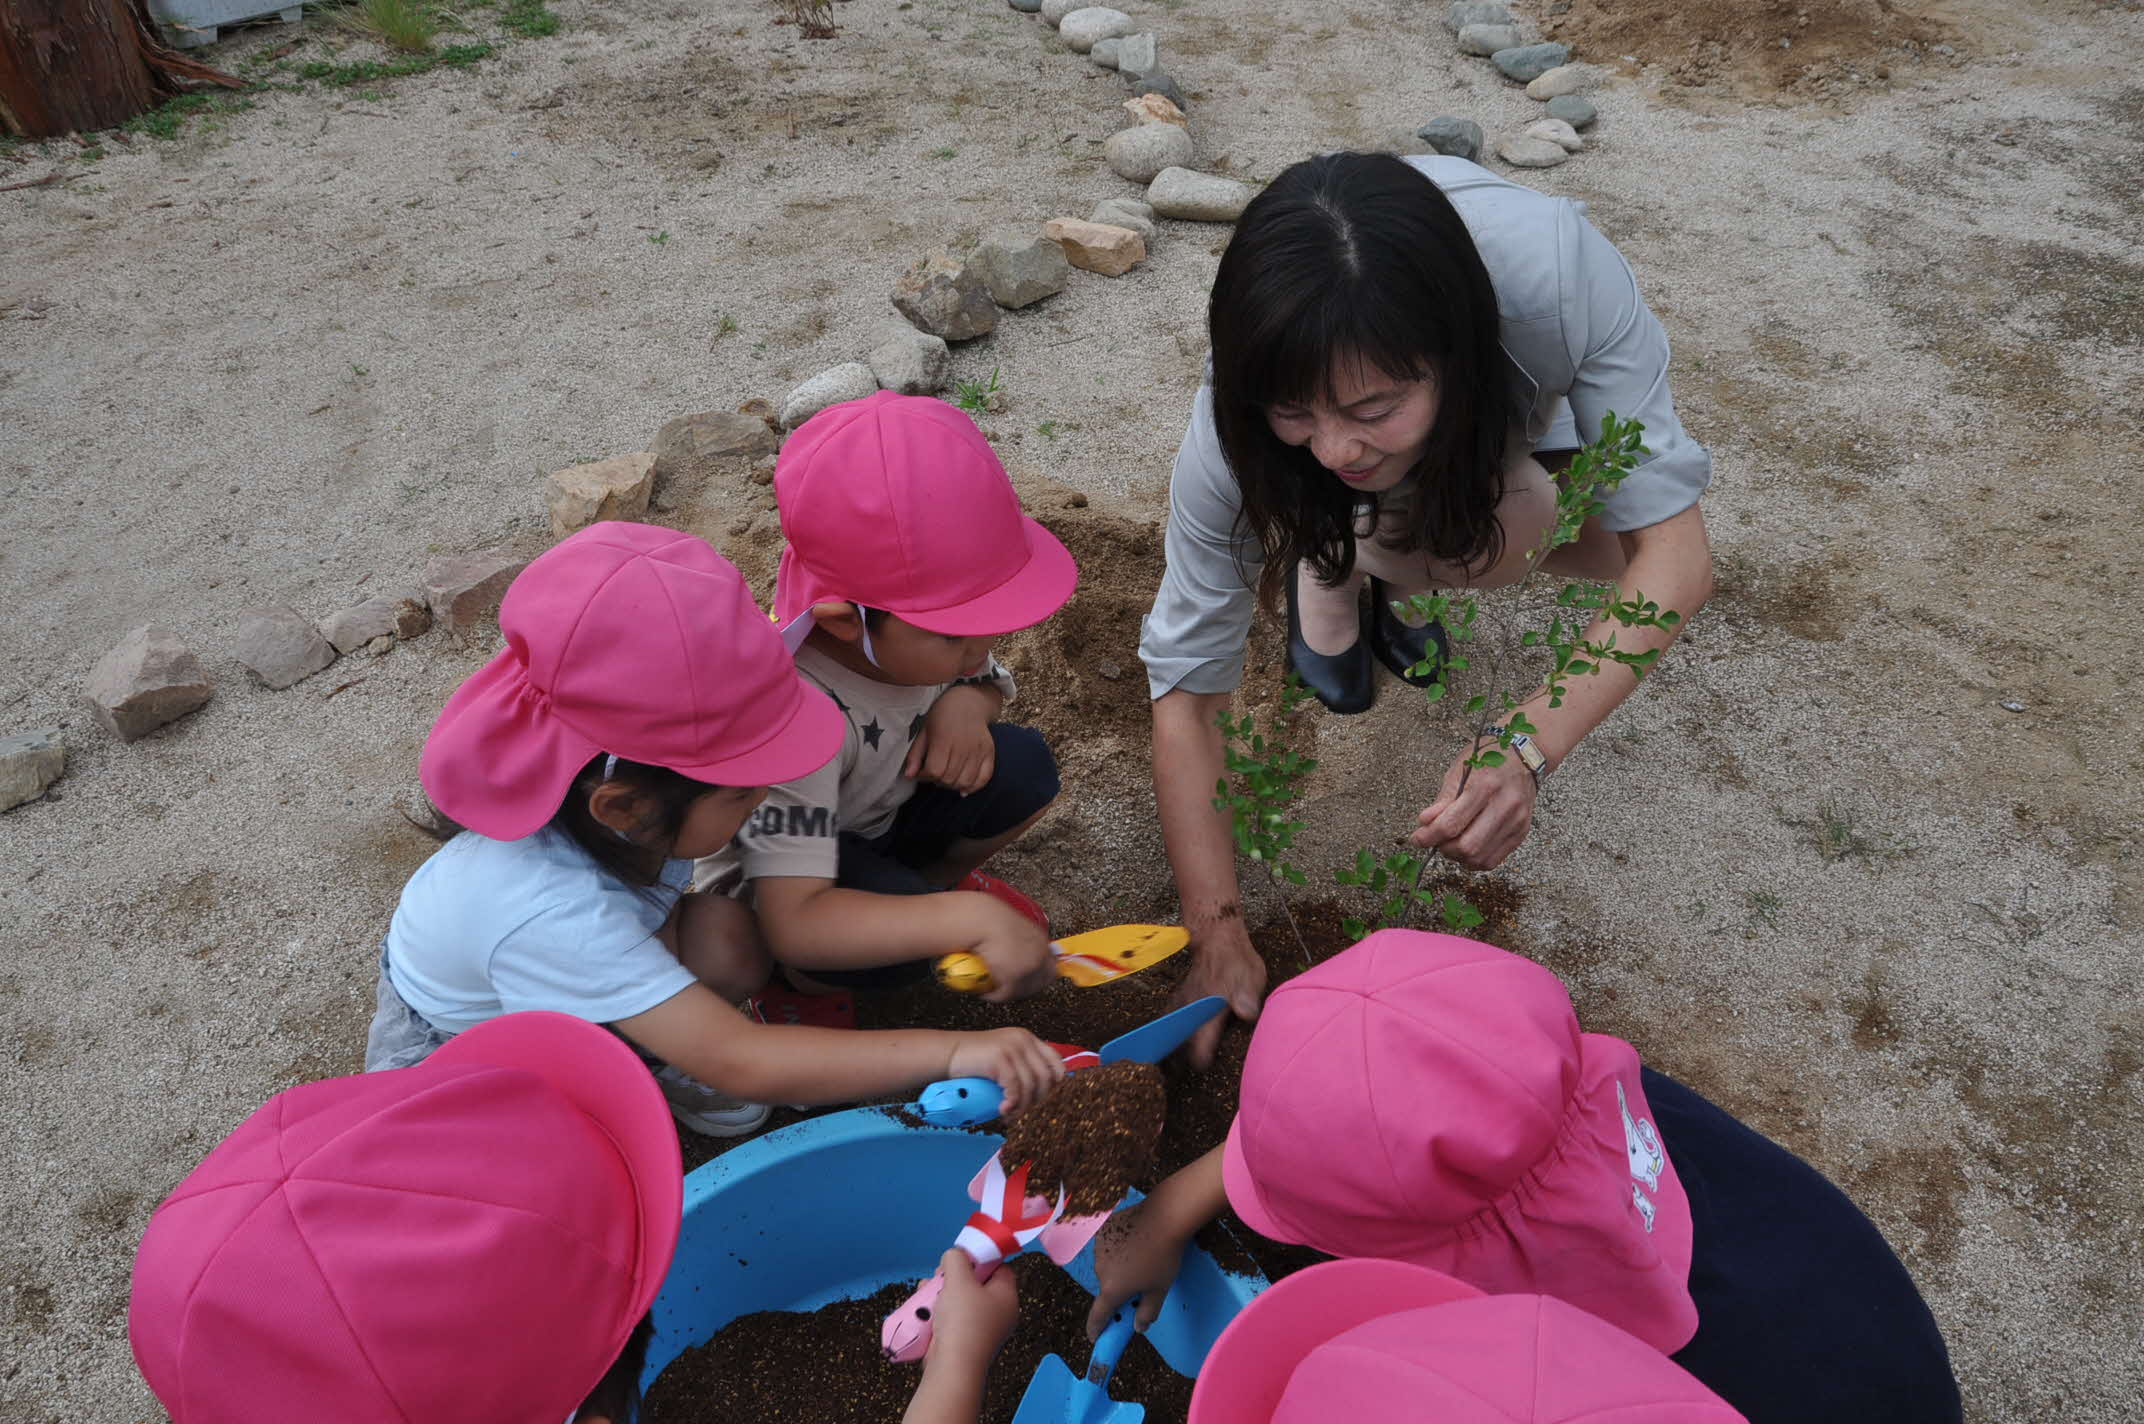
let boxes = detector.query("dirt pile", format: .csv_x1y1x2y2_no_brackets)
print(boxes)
1000,1059,1168,1216
1537,0,1959,97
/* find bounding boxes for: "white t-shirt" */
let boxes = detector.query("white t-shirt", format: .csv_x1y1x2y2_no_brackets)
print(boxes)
385,826,699,1035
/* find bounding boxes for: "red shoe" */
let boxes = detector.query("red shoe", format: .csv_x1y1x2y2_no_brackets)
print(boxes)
746,986,856,1030
957,869,1050,934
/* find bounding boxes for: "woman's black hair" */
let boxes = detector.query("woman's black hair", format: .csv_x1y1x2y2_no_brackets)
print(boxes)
1207,151,1514,611
414,754,717,890
573,1311,653,1424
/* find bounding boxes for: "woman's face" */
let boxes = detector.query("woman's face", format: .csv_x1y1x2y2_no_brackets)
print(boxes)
1264,359,1438,495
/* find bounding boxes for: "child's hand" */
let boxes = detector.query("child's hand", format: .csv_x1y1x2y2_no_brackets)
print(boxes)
1087,1199,1191,1339
947,1027,1066,1115
905,686,998,794
959,897,1056,1002
927,1249,1019,1370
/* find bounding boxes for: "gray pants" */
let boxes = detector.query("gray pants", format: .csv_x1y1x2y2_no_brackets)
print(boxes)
364,943,455,1072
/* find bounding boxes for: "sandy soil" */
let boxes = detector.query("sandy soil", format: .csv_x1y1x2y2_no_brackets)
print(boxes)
2,0,2139,1418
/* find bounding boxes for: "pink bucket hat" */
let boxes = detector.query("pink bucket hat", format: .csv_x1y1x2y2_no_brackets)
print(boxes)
421,522,845,839
772,390,1077,634
1222,930,1700,1355
1191,1259,1743,1423
129,1012,682,1424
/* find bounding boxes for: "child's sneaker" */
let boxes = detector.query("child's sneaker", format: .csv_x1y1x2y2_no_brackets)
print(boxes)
654,1064,772,1138
957,869,1050,933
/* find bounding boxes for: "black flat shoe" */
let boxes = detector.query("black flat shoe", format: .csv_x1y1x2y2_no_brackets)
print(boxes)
1286,569,1377,714
1366,577,1450,688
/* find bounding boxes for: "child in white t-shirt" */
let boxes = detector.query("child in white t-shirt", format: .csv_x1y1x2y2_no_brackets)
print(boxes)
698,392,1080,999
367,522,1065,1136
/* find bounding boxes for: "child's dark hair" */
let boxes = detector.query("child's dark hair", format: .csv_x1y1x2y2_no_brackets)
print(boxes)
1206,151,1514,612
573,1311,653,1423
414,754,715,887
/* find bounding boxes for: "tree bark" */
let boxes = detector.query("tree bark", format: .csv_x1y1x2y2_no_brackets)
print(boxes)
0,0,158,138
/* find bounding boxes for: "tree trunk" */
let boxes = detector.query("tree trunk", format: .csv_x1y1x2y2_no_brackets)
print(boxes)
0,0,158,138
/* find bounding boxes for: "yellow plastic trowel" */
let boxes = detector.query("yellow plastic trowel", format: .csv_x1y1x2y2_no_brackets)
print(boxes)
935,924,1190,994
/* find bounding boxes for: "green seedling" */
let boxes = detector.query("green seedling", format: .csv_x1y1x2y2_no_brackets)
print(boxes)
952,368,1001,417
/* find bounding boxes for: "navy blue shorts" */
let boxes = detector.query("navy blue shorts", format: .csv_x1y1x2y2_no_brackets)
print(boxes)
811,723,1058,989
1649,1069,1962,1423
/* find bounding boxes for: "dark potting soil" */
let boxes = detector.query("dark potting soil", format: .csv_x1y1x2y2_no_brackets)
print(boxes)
998,1060,1166,1217
640,1254,1196,1424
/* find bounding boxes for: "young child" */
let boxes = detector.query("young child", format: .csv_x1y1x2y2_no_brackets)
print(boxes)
1088,930,1963,1424
132,1012,1018,1424
368,522,1065,1135
698,391,1079,997
1190,1257,1743,1422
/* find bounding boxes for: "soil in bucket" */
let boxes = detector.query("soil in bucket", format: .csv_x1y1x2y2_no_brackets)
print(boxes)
998,1059,1167,1217
640,1254,1196,1423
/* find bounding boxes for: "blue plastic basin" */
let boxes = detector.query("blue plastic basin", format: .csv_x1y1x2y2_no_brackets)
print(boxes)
646,1107,1265,1391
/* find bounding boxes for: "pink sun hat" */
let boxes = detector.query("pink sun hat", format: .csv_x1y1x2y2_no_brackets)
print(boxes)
771,390,1078,635
421,522,846,840
129,1012,682,1424
1222,930,1700,1355
1191,1258,1744,1423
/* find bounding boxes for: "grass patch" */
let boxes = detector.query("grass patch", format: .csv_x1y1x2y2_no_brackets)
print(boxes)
952,368,1002,417
500,0,561,37
297,41,491,85
124,93,256,140
333,0,439,53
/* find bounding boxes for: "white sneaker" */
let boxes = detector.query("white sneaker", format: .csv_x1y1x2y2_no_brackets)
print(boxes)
654,1065,772,1138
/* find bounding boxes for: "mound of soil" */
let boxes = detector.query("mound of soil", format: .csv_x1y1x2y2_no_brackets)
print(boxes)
1000,1060,1168,1217
640,1258,1196,1424
1537,0,1958,98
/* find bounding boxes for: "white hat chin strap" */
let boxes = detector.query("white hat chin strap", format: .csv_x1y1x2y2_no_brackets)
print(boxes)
777,607,880,668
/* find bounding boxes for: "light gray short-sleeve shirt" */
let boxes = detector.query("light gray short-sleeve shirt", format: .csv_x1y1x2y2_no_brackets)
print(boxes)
1139,156,1712,700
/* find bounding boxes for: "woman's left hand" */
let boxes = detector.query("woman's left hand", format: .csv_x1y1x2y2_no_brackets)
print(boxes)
1410,746,1538,870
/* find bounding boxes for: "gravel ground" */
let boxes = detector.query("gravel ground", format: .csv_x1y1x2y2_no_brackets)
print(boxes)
1,0,2138,1419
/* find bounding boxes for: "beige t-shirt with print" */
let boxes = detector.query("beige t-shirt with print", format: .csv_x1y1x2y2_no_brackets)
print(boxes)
695,642,1017,890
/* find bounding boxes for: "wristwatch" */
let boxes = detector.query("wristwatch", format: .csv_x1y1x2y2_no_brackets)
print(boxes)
1486,727,1548,786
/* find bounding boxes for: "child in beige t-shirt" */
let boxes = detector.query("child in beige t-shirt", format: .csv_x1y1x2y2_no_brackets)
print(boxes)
699,391,1080,1002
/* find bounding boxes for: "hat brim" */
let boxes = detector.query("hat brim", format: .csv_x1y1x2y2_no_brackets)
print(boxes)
421,653,845,841
1222,1114,1291,1244
889,515,1079,637
427,1014,682,1360
1189,1259,1482,1424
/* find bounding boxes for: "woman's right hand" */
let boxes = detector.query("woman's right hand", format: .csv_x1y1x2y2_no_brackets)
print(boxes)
946,1027,1066,1115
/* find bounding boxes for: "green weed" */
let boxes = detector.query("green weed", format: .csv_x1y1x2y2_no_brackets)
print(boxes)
951,368,1001,416
336,0,439,54
927,145,957,160
647,230,669,246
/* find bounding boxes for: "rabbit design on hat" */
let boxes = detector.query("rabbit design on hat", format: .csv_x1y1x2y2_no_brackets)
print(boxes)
1618,1080,1665,1191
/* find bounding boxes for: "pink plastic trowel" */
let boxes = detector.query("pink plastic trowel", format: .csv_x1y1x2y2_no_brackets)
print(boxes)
881,1152,1066,1362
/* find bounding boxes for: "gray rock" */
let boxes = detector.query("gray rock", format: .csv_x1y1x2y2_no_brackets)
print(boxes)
86,625,213,741
1497,134,1570,167
1008,0,1041,10
780,363,880,430
652,410,778,491
1416,115,1484,161
1546,94,1596,129
1040,0,1082,23
1115,30,1158,80
1059,7,1131,52
1525,63,1593,98
0,729,65,813
1445,1,1513,31
1105,121,1195,183
867,323,954,394
1090,36,1121,68
970,227,1071,309
318,594,429,655
1090,198,1157,242
545,453,657,537
1492,42,1571,81
1458,22,1525,55
1524,117,1584,151
891,251,999,342
233,606,338,690
1147,166,1253,222
424,550,527,638
1127,72,1187,110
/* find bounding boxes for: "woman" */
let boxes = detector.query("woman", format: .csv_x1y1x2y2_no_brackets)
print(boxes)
1141,152,1715,1059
